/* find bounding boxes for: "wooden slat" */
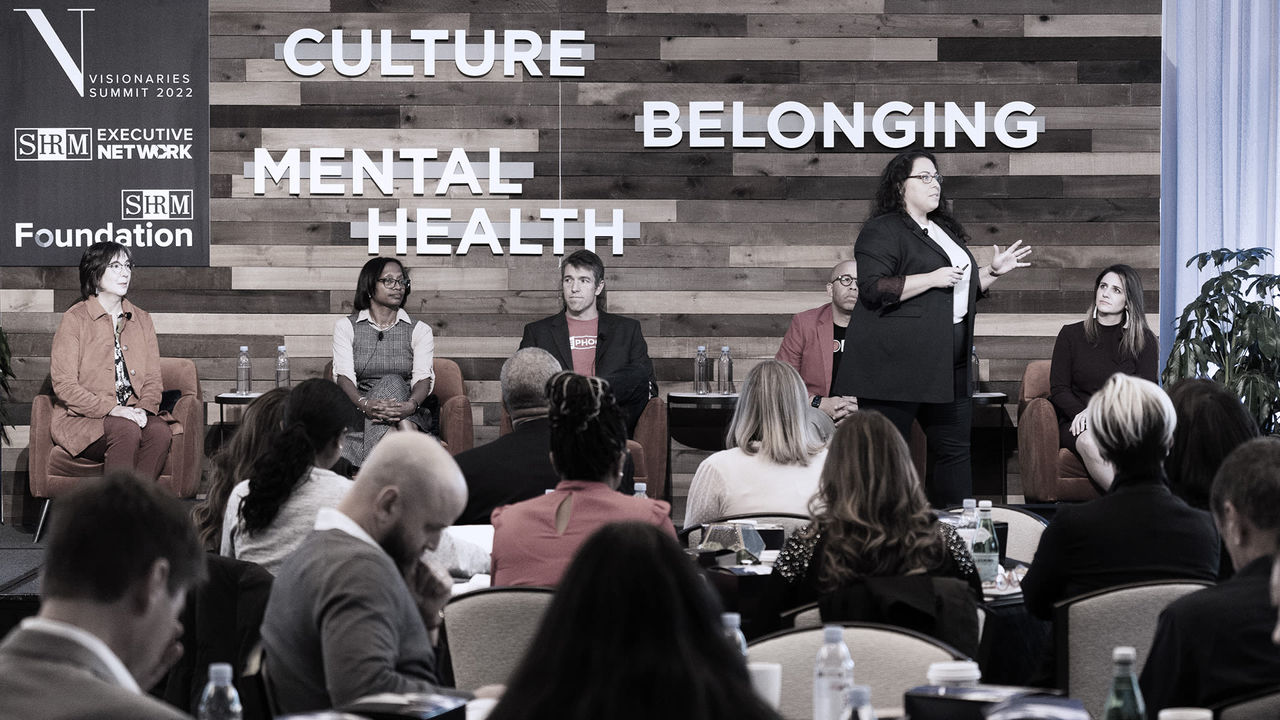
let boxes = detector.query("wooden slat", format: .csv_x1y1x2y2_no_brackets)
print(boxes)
1009,152,1159,175
660,37,936,61
1023,14,1160,37
611,0,882,12
0,290,54,313
232,267,508,291
210,82,302,106
244,59,526,84
258,128,541,151
748,14,1023,38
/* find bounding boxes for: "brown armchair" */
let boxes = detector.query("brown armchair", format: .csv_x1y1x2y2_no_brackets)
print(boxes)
325,357,473,456
28,357,204,540
1016,360,1099,502
499,396,666,499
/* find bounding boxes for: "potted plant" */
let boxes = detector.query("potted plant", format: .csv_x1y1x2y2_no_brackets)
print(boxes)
1162,247,1280,434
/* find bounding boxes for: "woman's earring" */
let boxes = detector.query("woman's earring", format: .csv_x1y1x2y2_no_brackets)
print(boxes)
1092,306,1098,320
1123,307,1130,328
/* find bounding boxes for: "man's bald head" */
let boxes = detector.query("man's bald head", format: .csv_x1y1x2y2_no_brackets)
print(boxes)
341,432,468,565
827,259,859,316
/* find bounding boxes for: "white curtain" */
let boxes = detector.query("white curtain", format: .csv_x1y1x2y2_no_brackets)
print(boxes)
1160,0,1280,363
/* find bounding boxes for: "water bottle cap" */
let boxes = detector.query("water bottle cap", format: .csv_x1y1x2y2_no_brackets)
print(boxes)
845,685,871,707
634,482,647,493
721,346,730,352
822,624,843,643
277,345,286,352
239,346,248,351
1113,646,1136,663
962,498,977,509
978,500,993,508
926,660,982,685
721,612,741,628
208,662,233,684
697,345,706,351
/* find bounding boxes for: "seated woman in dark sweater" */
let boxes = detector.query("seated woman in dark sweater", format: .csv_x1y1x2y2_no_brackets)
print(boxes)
1049,264,1157,490
1022,373,1220,620
776,411,981,653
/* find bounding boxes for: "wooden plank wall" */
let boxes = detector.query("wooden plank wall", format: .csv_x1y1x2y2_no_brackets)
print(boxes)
1,0,1161,519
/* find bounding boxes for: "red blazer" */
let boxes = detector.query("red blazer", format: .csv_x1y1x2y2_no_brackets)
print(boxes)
776,303,835,399
50,296,164,455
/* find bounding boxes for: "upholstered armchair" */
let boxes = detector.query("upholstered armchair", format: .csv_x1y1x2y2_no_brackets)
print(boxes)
1016,359,1100,502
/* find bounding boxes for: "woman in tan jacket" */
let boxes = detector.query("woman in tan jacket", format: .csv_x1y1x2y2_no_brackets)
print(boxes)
50,241,170,477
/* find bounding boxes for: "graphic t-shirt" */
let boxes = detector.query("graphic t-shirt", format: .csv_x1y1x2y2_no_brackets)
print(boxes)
831,322,847,391
566,316,599,377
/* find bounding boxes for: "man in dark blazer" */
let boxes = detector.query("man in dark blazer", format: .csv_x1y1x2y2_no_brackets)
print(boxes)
454,347,563,524
0,472,206,720
519,249,656,434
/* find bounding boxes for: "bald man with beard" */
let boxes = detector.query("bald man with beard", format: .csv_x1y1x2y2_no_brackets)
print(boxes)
776,259,860,422
261,431,472,713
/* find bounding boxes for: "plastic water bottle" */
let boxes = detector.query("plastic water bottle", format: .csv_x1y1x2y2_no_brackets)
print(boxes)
959,498,978,550
235,346,251,394
717,346,734,394
694,346,710,395
843,685,877,720
1102,646,1146,720
275,345,290,388
813,624,854,720
633,482,648,499
197,662,243,720
721,611,748,659
972,500,1000,583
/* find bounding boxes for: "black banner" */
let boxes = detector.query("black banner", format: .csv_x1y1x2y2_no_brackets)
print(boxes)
1,1,209,267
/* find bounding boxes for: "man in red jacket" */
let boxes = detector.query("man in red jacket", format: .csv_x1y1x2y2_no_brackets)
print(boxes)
776,259,859,422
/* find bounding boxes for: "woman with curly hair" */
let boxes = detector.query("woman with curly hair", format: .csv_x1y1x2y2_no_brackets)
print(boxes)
776,410,981,652
220,378,354,573
832,149,1032,506
490,372,675,587
192,386,289,550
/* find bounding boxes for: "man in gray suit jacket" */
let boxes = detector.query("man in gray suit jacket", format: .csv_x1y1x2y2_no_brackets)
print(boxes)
0,472,207,720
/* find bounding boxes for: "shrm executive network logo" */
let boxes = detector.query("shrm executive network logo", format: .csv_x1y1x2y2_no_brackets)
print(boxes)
13,8,94,97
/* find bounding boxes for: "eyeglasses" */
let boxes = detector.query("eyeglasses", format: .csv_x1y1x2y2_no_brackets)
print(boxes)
906,172,943,184
378,277,409,289
829,274,857,287
107,261,134,272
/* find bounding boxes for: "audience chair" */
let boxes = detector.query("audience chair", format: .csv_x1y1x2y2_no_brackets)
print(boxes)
782,601,989,643
324,357,474,455
1016,360,1100,502
27,357,203,541
678,512,810,549
946,503,1049,565
1054,579,1213,704
441,586,554,692
748,621,966,720
499,395,667,498
1215,684,1280,720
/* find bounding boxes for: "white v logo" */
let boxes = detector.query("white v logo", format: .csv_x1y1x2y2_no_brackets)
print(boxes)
13,8,94,97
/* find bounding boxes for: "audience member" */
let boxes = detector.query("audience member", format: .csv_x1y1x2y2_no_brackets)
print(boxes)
486,522,782,720
1021,374,1220,620
776,411,981,654
333,257,436,469
260,432,473,713
219,379,353,574
683,360,827,529
1140,437,1280,712
1272,553,1280,646
490,372,674,587
519,249,656,435
192,387,289,551
1165,378,1259,511
454,348,562,525
1048,264,1157,490
776,259,860,421
0,472,206,719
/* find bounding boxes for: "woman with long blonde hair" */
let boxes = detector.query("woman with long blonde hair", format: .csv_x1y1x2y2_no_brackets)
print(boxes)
682,359,827,529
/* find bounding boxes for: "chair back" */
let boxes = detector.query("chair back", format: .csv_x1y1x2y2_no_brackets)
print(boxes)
442,587,554,691
679,512,811,549
1055,579,1212,704
1018,359,1052,411
1217,685,1280,720
748,622,965,720
986,505,1048,565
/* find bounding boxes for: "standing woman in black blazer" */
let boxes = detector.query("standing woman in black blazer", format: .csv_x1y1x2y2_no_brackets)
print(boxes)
833,150,1031,505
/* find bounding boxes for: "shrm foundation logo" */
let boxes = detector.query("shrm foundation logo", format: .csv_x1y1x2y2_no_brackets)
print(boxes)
13,7,94,97
122,189,194,221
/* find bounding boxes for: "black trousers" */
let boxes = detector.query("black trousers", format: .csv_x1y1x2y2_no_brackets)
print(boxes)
860,321,972,507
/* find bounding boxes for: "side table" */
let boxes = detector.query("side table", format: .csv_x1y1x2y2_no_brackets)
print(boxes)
214,392,262,446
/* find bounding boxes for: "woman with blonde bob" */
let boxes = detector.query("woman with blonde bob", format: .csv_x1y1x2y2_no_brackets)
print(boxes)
776,410,981,605
1022,374,1220,620
682,359,827,528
